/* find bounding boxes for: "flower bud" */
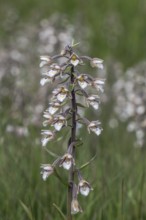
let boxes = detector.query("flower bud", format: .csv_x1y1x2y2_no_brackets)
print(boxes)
71,199,83,215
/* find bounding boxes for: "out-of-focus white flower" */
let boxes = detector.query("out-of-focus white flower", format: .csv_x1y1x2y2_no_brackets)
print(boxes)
87,95,100,110
40,56,52,68
71,199,83,215
70,53,80,66
41,130,54,146
77,74,89,89
40,164,54,181
53,115,66,131
92,79,105,92
78,179,93,196
90,58,104,69
48,102,61,115
52,87,69,102
59,153,74,170
42,63,61,78
88,121,103,136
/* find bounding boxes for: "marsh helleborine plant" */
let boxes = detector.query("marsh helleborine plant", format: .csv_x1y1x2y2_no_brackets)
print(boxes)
39,44,105,219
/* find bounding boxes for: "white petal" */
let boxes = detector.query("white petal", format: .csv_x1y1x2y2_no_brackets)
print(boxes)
62,161,72,170
78,81,88,89
97,63,104,69
41,137,50,147
42,171,49,181
54,122,63,131
93,127,102,136
90,101,99,110
71,59,79,66
40,60,47,68
48,69,57,77
40,78,50,86
80,187,90,196
57,93,66,102
49,106,58,115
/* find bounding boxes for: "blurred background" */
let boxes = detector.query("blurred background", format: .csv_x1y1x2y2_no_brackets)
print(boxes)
0,0,146,219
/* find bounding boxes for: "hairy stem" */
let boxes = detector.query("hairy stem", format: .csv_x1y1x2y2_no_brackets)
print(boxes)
67,66,76,220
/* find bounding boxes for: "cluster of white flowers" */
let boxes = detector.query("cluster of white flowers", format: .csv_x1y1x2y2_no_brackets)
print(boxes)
40,44,105,215
112,61,146,147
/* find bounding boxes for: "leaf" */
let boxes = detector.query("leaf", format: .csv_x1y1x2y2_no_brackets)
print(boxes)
19,200,35,220
79,154,97,170
58,76,70,84
53,203,66,220
68,84,75,92
44,148,59,158
76,103,86,108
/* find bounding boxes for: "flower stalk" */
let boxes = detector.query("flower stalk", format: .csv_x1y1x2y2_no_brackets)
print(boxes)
39,43,105,219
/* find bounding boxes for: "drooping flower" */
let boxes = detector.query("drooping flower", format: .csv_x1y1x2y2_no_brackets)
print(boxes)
77,74,90,89
92,79,105,93
71,199,83,215
48,102,61,115
87,95,100,110
41,130,55,146
70,53,80,66
90,58,104,69
52,87,69,102
59,153,74,170
78,179,93,196
40,164,54,181
88,121,103,136
53,115,66,131
40,56,52,68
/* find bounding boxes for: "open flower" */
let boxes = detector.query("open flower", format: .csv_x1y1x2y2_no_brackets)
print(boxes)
59,153,74,170
77,74,90,89
48,102,61,115
78,179,93,196
87,95,100,110
40,164,54,181
88,121,103,136
41,130,55,146
43,111,54,126
92,79,105,93
71,199,83,215
53,115,66,131
40,56,52,68
52,87,69,102
43,63,61,78
70,53,80,66
90,58,104,69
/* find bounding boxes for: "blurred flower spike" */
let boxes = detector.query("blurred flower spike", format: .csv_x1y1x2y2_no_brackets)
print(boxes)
39,43,105,216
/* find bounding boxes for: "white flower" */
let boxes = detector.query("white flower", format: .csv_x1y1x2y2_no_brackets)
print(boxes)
93,79,105,92
41,130,54,146
48,102,61,115
77,74,89,89
71,199,82,215
87,95,100,110
78,180,93,196
90,58,104,69
59,153,74,170
42,63,61,78
52,87,68,102
40,164,54,181
53,115,66,131
40,56,52,68
43,111,53,126
88,121,103,136
70,53,80,66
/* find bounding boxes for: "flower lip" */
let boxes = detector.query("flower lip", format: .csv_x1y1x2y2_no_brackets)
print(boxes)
53,115,66,131
78,179,93,196
41,130,54,146
88,121,103,136
40,164,54,181
59,153,74,170
70,53,80,66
